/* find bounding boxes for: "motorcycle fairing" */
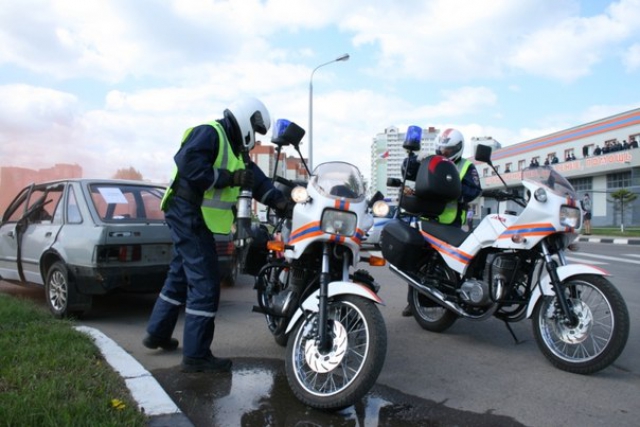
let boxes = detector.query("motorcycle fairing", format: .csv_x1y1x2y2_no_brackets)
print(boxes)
286,183,371,259
497,223,556,241
287,220,366,246
420,231,474,266
525,263,611,318
288,221,323,245
285,281,384,334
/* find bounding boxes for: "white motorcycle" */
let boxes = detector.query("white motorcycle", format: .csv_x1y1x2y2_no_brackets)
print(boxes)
382,142,629,374
236,119,389,409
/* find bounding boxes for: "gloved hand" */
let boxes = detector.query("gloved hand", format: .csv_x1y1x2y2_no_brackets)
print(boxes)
274,198,295,218
231,169,254,188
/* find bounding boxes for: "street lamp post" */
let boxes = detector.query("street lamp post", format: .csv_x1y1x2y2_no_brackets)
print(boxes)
308,53,350,171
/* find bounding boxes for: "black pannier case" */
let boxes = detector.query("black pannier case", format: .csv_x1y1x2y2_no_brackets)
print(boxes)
380,219,425,270
400,155,462,217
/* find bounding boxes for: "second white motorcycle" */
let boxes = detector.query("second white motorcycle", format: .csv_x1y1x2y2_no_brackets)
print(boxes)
382,141,629,374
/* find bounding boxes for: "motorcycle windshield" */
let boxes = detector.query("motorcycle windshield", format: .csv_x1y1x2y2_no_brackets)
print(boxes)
521,166,577,199
310,162,366,201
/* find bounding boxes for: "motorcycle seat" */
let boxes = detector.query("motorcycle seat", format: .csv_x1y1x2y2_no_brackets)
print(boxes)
420,220,471,247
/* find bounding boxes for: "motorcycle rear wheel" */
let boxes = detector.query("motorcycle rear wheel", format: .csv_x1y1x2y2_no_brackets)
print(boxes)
408,258,458,332
532,274,629,374
285,295,387,410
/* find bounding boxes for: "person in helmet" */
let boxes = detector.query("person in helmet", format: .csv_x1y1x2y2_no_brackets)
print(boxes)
143,97,291,372
433,128,482,227
401,128,482,317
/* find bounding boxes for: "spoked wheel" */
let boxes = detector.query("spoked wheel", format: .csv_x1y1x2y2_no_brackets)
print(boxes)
285,295,386,410
409,290,458,332
532,274,629,374
409,258,458,332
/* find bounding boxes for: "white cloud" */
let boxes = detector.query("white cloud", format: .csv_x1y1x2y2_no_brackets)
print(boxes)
0,84,78,131
623,44,640,71
1,0,639,185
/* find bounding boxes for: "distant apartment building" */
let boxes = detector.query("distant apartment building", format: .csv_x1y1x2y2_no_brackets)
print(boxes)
370,126,439,202
0,164,82,215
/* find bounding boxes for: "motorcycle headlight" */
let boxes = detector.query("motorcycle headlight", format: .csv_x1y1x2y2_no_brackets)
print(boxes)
372,200,389,217
291,186,309,203
534,188,547,202
559,206,581,228
321,209,357,236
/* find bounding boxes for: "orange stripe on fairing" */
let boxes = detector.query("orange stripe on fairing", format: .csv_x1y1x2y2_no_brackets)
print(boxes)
289,230,324,245
420,231,473,264
288,221,322,245
497,223,556,240
334,199,351,210
329,235,345,243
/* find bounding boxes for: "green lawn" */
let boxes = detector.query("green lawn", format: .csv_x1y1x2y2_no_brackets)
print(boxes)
0,294,147,427
589,227,640,237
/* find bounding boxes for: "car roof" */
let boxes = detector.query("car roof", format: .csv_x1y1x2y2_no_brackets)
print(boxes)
29,179,167,188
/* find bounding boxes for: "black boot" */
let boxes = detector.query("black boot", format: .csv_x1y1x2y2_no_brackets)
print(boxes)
143,334,179,351
181,353,232,373
401,304,412,317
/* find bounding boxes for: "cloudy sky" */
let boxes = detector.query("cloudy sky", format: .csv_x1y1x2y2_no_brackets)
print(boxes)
1,0,640,183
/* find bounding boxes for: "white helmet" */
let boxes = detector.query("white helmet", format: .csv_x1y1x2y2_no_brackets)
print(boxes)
223,97,271,151
436,128,464,162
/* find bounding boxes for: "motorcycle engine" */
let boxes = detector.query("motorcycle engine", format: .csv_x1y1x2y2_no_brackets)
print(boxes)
483,253,518,302
459,279,491,306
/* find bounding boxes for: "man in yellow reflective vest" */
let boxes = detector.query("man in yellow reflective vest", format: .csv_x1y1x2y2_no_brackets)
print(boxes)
401,128,482,316
143,97,290,373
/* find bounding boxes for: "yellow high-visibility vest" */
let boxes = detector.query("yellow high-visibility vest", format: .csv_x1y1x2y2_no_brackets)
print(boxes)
437,159,472,225
161,121,245,233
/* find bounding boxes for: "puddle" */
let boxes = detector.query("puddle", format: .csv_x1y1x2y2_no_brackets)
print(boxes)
152,358,524,427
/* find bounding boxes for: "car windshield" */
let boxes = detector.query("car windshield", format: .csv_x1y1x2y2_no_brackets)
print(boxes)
88,183,166,222
521,166,576,199
310,162,365,201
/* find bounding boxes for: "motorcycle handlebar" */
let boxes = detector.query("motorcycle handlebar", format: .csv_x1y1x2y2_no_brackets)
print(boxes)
274,175,294,187
482,189,527,207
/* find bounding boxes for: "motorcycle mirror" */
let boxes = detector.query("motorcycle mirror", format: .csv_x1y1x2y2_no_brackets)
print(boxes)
387,177,402,187
271,119,306,148
475,144,493,165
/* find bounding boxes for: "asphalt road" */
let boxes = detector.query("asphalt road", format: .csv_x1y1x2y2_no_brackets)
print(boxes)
3,241,639,426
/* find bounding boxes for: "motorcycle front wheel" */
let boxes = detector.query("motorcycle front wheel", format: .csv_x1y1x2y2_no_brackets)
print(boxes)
532,274,630,375
285,295,387,410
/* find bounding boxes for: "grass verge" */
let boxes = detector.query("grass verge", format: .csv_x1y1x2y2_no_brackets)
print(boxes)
589,227,640,237
0,294,147,427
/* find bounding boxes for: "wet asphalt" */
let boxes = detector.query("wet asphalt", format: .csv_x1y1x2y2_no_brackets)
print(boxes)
151,357,524,427
2,237,639,426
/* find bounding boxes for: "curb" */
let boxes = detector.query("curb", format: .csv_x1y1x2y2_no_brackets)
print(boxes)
577,236,640,245
74,326,193,427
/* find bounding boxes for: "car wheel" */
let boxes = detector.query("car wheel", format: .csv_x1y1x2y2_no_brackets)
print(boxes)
45,261,90,318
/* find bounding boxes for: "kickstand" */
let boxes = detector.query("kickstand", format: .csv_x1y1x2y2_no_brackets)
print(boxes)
503,321,523,344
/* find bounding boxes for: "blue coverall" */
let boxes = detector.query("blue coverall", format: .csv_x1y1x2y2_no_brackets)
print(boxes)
146,119,284,359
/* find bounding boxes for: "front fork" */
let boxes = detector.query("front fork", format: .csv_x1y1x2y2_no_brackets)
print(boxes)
540,240,579,326
317,242,351,353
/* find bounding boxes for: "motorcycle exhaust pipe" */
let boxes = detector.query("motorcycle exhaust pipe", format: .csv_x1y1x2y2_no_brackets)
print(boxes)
389,264,498,319
388,263,470,318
